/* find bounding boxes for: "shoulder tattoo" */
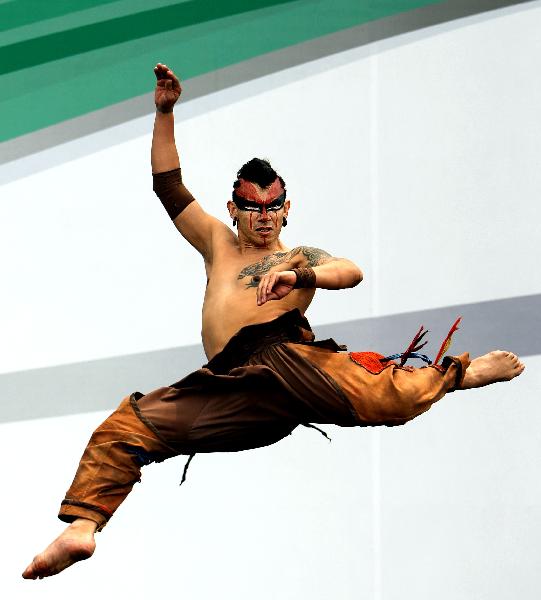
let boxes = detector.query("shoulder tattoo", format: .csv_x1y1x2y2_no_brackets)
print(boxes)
297,246,336,267
237,246,336,289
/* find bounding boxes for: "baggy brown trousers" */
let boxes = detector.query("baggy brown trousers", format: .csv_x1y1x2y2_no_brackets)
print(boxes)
59,310,469,530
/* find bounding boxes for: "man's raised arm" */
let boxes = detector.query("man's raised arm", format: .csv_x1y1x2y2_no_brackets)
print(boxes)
151,63,223,261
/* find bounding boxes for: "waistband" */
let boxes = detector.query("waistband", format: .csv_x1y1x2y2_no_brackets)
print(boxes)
205,309,314,374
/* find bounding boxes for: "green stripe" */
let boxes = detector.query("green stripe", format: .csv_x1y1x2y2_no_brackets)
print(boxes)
0,0,298,73
0,0,118,32
0,0,443,142
0,0,185,45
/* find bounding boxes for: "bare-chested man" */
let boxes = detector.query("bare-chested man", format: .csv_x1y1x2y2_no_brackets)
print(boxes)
23,64,525,580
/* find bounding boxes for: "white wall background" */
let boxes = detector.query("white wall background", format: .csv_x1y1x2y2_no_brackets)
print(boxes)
1,3,540,599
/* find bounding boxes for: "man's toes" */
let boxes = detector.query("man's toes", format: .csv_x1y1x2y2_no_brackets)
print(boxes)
502,351,520,367
511,361,525,377
22,558,42,580
30,556,48,578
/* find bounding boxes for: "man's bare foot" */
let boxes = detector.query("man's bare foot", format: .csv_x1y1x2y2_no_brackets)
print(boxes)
461,350,525,389
22,518,97,579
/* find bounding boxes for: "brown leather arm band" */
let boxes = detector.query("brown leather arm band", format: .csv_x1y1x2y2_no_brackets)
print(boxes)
152,168,195,220
292,267,317,289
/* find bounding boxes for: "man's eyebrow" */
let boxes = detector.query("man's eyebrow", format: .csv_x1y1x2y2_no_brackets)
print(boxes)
234,198,259,207
267,193,286,205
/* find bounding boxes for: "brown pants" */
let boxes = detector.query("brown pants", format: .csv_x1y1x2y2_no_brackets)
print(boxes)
59,310,469,530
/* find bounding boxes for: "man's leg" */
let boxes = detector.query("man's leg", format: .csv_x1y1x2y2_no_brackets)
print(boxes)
23,366,300,579
285,344,524,426
23,395,179,579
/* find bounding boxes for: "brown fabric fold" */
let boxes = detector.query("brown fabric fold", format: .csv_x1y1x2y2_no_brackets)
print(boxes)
58,396,177,531
287,344,471,426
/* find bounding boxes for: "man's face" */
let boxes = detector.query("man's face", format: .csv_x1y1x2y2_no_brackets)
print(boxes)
229,178,289,243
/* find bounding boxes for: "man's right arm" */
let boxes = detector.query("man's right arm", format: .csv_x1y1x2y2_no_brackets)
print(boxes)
151,64,225,262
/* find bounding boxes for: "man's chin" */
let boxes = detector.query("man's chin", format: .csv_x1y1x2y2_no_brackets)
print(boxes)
238,226,280,245
254,231,279,245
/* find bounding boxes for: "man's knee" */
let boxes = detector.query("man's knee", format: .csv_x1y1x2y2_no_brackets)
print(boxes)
61,394,179,529
84,394,178,475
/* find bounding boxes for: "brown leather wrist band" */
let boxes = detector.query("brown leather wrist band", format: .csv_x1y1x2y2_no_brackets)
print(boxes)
292,267,317,289
152,168,195,220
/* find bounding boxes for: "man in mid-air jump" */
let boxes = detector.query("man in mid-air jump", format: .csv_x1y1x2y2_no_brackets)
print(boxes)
23,64,524,579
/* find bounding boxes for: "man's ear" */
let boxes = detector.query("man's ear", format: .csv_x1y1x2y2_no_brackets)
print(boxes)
227,200,238,219
283,199,291,217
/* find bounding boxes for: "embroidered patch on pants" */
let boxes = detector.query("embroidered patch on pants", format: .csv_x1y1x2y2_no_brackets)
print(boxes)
349,351,393,374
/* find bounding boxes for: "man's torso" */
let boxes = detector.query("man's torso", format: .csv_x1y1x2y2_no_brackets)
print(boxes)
201,229,316,359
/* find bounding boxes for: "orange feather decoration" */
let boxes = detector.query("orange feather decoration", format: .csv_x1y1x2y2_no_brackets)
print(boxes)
433,317,462,365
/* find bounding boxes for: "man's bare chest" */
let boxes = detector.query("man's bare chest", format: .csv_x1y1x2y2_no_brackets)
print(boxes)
208,241,330,292
210,247,302,291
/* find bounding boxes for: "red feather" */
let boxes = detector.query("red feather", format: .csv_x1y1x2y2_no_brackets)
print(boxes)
400,325,429,366
434,317,462,365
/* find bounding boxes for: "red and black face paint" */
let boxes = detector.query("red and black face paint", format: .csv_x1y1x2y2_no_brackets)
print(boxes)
233,178,286,213
232,178,286,233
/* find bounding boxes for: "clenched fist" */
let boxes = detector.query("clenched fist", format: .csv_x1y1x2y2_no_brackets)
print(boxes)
154,63,181,113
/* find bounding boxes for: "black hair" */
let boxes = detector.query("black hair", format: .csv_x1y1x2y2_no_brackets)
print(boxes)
232,158,286,197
